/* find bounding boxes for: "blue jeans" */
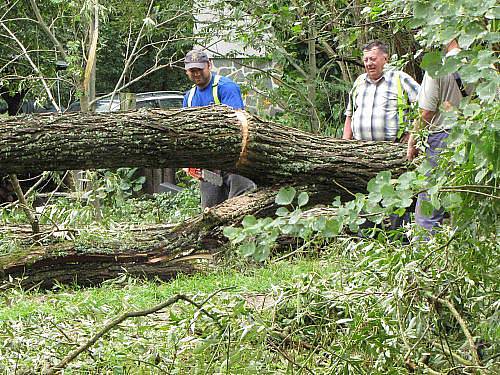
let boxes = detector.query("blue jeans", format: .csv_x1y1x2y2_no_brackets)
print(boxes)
415,131,449,232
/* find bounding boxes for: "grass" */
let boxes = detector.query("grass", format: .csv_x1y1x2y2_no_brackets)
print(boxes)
1,236,499,374
0,256,338,321
1,185,498,374
0,254,344,374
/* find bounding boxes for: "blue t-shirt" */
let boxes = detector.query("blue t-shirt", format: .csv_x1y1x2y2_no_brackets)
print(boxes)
183,74,244,110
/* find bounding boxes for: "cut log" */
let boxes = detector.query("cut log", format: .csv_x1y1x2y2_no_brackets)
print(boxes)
0,106,408,197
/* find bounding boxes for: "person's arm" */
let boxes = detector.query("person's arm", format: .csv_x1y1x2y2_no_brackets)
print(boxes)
400,73,420,103
343,116,353,140
407,109,435,160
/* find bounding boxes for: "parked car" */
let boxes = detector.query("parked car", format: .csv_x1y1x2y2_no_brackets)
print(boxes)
67,91,184,113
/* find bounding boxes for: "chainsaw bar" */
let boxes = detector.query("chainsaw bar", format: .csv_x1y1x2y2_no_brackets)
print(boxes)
201,169,223,186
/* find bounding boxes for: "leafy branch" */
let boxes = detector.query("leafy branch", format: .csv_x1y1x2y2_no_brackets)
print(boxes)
44,289,231,374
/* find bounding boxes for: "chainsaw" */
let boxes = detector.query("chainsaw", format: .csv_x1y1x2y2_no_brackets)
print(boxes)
184,168,223,186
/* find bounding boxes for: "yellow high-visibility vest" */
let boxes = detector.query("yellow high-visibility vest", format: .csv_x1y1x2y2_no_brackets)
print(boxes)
187,74,221,107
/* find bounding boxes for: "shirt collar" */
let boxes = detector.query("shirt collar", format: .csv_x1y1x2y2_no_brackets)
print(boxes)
365,70,390,84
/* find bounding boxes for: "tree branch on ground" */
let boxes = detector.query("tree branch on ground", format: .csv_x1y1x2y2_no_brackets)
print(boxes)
44,290,229,374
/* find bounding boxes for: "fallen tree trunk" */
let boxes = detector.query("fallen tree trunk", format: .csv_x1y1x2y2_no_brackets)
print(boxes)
0,106,411,287
0,187,281,287
0,106,408,195
0,182,342,288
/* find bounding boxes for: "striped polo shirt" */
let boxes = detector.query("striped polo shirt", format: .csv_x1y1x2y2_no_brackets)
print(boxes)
345,70,420,141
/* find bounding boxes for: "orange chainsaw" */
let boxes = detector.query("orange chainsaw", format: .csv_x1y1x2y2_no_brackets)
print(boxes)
184,168,223,186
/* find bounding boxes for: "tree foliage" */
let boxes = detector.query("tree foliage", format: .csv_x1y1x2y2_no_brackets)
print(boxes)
223,0,499,372
196,0,422,134
0,0,498,373
0,0,194,113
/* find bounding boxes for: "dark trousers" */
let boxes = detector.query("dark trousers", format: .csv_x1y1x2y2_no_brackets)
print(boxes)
415,131,449,232
200,172,256,209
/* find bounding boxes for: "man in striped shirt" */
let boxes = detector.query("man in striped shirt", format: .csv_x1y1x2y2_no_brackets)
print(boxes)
343,40,420,142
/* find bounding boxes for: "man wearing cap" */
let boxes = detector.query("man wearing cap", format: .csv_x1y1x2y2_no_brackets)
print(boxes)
183,49,256,209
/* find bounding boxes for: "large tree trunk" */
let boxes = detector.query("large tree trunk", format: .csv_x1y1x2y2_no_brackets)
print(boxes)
0,106,407,196
0,106,410,287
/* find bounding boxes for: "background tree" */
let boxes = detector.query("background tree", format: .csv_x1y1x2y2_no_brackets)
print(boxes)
195,0,423,135
0,0,195,115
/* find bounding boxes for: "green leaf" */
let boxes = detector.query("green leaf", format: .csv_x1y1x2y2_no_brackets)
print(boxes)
253,245,270,262
413,2,431,19
367,178,380,193
288,209,302,225
380,184,395,198
421,52,442,76
485,6,500,19
377,171,392,184
462,103,481,117
430,193,441,210
275,207,289,217
399,191,414,208
394,207,406,217
119,182,131,191
322,218,341,237
442,193,463,208
368,191,382,204
291,24,302,34
239,242,256,257
223,226,239,240
476,80,498,102
420,200,434,217
275,187,296,205
279,224,293,235
242,215,257,227
397,172,416,187
440,56,461,75
458,32,476,50
297,192,309,208
312,216,326,232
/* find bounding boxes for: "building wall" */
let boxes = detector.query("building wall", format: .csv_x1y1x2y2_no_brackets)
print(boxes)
212,58,280,115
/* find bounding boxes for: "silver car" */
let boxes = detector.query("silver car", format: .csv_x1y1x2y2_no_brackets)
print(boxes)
68,91,184,112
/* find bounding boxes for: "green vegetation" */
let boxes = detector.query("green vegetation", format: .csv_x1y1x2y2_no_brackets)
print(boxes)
1,0,499,373
1,233,497,373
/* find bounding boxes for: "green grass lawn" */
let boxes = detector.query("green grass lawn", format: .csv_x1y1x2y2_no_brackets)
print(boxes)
0,254,345,374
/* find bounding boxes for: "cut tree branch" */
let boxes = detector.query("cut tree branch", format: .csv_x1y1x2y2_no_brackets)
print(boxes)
44,290,227,374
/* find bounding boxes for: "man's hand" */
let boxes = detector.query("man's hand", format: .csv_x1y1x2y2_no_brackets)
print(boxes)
343,116,353,140
406,134,418,161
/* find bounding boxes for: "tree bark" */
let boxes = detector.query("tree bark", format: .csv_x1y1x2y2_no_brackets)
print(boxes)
0,106,410,287
0,106,408,197
0,187,280,288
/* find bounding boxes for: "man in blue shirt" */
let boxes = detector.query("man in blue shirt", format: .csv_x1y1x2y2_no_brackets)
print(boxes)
183,49,256,208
